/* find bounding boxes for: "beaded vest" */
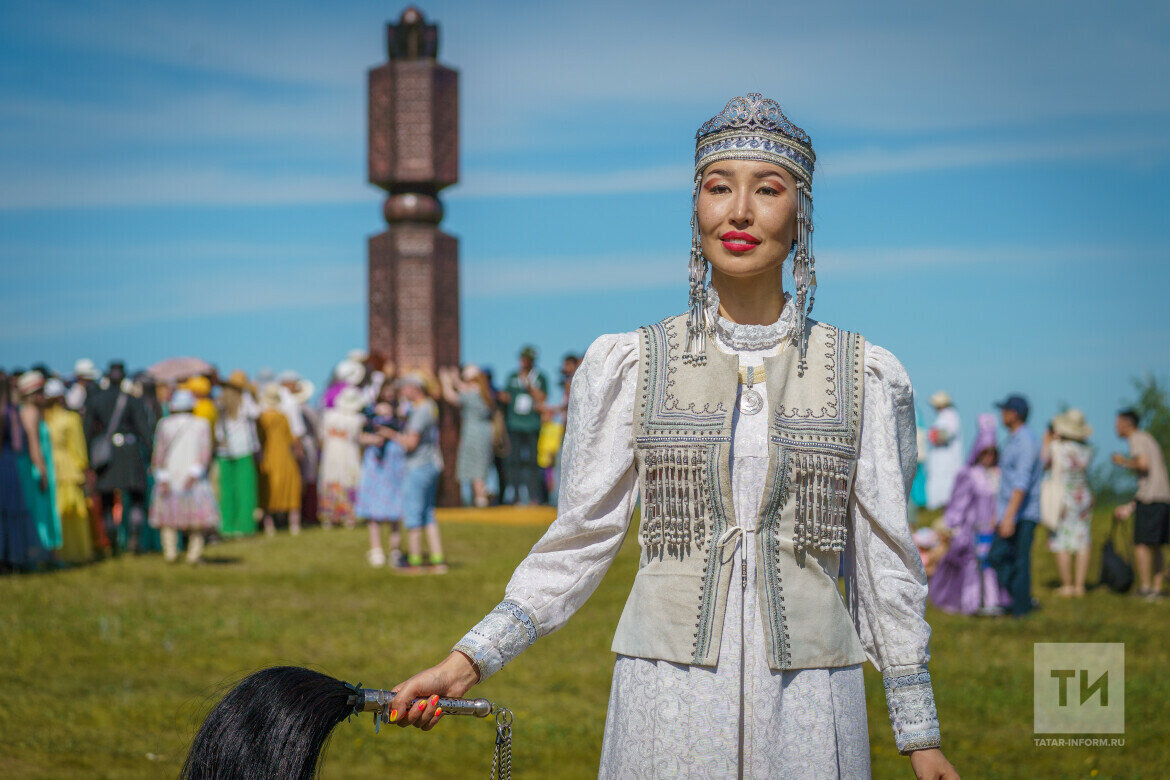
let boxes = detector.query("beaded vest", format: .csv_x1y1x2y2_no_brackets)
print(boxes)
611,312,867,670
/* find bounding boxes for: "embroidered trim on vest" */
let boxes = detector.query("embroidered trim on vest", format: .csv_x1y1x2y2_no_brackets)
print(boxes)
641,446,711,559
760,448,793,666
639,319,727,438
691,442,729,663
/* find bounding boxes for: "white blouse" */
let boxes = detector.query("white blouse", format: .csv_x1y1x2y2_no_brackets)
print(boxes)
455,296,940,769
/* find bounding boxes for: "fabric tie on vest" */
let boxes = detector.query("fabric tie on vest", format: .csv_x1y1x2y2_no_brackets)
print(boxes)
717,526,754,564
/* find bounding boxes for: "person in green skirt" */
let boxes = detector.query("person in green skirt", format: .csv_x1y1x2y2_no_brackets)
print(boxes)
214,371,259,538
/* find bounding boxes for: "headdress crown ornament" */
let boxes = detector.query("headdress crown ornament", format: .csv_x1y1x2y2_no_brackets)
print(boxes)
694,92,815,188
684,93,818,372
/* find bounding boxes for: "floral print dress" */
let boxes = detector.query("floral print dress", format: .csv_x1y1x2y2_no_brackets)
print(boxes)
1047,439,1094,553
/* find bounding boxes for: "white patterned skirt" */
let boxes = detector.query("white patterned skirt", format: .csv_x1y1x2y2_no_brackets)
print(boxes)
599,542,870,779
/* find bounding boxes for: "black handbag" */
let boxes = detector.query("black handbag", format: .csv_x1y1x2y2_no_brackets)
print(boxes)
91,392,128,470
1099,520,1134,593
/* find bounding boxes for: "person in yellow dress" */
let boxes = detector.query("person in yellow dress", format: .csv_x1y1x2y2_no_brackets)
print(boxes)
257,385,302,535
42,379,93,563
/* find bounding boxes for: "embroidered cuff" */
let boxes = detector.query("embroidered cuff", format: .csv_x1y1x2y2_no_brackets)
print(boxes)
452,600,539,682
883,664,941,754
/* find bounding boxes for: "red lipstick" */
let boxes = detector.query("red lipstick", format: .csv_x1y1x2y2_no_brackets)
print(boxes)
720,230,761,252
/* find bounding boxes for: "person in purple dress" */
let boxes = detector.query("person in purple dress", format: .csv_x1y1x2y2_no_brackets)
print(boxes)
930,413,1008,615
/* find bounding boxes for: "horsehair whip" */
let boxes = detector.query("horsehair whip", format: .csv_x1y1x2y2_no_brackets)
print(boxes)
182,666,513,780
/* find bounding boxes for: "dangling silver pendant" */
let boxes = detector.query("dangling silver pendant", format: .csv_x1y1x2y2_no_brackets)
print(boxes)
739,386,763,415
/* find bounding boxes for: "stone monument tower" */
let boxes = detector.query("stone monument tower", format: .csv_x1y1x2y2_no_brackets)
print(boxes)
367,7,460,505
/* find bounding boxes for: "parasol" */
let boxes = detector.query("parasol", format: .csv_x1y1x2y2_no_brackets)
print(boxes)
147,356,212,383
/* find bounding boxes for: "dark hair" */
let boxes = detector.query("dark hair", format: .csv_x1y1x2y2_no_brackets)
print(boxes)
182,666,353,779
1118,409,1140,427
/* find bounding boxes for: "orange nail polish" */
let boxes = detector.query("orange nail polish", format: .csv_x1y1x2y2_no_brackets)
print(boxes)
430,695,439,706
389,709,399,722
418,700,426,711
435,707,442,718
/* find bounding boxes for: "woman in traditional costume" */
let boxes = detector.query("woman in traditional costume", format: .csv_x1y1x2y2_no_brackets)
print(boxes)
1,372,39,571
43,379,94,563
930,413,1005,615
389,94,956,779
215,372,260,538
1043,409,1094,597
926,392,963,511
355,380,407,566
439,364,495,507
317,386,365,528
257,385,303,534
149,390,220,563
16,371,59,561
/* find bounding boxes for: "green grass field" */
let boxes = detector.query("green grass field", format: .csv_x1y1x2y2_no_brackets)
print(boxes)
1,505,1166,779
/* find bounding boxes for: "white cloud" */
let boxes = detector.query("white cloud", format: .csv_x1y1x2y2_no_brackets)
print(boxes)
0,89,360,150
1,255,363,341
462,253,684,298
449,133,1170,200
460,242,1162,298
14,0,1170,151
824,136,1170,178
0,165,373,209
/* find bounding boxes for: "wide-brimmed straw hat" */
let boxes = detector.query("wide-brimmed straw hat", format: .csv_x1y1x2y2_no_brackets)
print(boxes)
73,358,99,381
290,379,315,405
398,370,438,398
335,359,365,387
260,384,283,408
1052,408,1092,442
43,378,66,400
184,375,212,398
929,391,953,409
334,386,365,413
220,369,251,393
16,371,45,396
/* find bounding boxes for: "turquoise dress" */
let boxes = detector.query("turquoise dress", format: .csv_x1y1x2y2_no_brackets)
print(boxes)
15,415,60,553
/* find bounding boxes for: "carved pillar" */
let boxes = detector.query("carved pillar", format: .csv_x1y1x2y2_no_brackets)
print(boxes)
367,6,461,506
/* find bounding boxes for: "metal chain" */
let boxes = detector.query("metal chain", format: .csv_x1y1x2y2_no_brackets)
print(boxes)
490,708,513,780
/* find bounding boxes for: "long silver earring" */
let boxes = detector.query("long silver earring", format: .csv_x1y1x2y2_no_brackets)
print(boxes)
683,173,709,365
792,182,816,376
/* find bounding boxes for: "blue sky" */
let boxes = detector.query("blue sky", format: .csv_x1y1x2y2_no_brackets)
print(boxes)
1,0,1168,456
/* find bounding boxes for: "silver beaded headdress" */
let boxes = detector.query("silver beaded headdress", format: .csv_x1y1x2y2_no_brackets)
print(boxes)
685,93,817,373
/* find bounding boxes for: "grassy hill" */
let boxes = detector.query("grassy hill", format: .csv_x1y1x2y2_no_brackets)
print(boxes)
0,505,1165,778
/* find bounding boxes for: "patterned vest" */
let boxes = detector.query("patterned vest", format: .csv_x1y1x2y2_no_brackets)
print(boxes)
611,312,868,670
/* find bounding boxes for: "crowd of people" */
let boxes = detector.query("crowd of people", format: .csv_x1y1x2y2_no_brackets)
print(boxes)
914,391,1170,617
0,343,581,575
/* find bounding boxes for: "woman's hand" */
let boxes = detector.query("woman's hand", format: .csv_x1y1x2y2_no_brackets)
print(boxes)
389,651,480,731
910,748,959,779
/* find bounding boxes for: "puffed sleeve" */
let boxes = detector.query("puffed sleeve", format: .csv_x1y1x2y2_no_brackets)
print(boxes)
452,331,639,680
843,343,942,754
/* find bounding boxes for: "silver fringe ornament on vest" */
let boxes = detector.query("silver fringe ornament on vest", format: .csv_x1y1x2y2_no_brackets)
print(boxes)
640,446,710,560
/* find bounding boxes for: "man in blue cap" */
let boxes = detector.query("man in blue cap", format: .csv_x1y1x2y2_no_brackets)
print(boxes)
988,394,1044,616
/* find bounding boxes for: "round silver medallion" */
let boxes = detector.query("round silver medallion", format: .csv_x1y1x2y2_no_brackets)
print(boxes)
739,386,763,415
